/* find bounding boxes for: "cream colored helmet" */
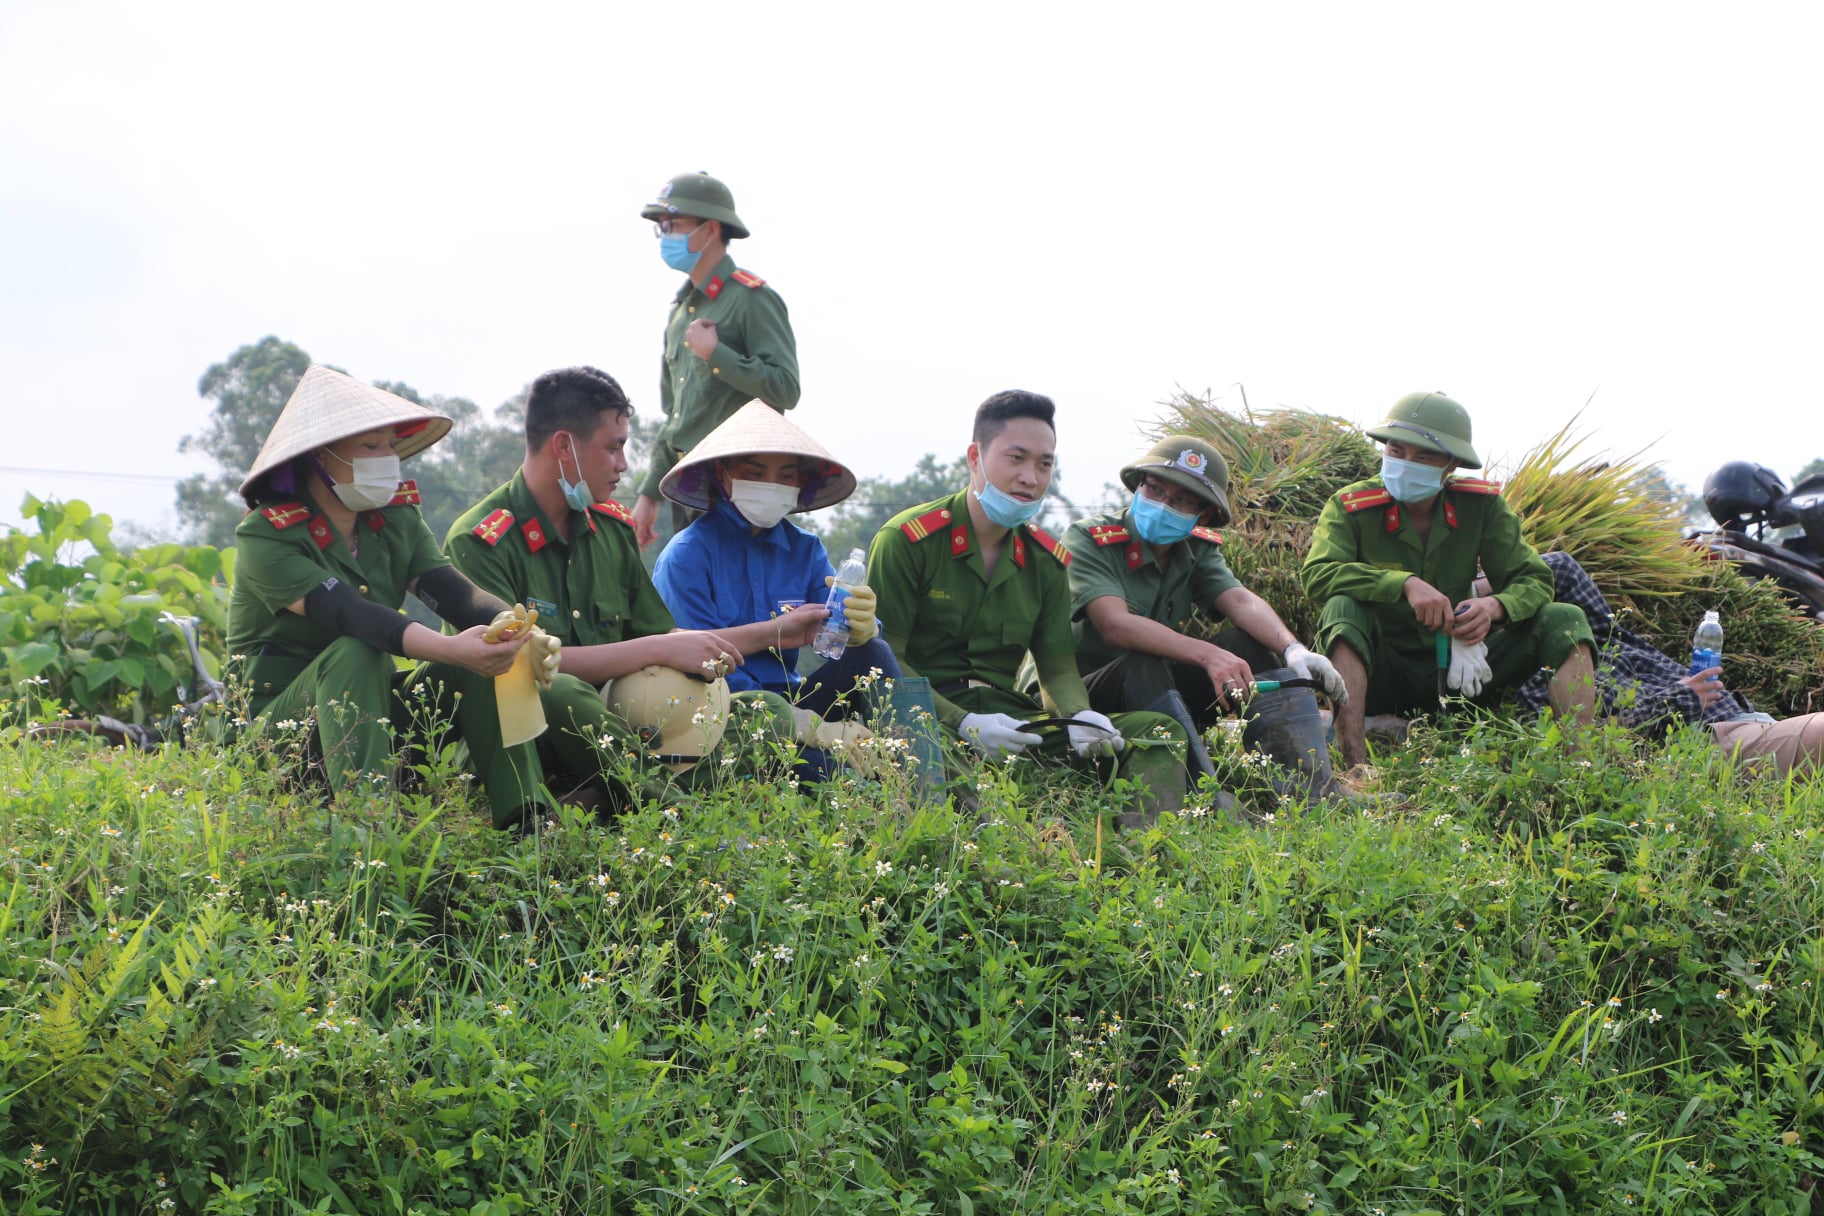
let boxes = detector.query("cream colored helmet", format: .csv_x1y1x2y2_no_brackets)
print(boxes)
602,666,731,772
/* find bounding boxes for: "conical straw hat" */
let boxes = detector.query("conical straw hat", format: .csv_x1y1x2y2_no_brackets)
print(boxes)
659,400,857,513
239,365,454,496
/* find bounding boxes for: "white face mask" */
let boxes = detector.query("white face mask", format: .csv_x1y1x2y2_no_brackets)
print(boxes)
729,479,800,529
323,450,401,511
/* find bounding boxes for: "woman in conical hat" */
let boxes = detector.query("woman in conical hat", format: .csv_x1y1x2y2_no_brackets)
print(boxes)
228,365,561,827
652,400,903,780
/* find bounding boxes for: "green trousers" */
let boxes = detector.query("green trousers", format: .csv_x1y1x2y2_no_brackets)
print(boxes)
532,674,797,799
247,637,545,827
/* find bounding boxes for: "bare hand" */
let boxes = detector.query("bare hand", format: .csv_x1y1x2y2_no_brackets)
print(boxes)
1403,576,1452,632
659,630,745,680
1681,666,1726,708
448,623,529,678
1200,642,1255,713
630,495,660,549
774,602,830,650
1450,595,1506,646
684,318,719,360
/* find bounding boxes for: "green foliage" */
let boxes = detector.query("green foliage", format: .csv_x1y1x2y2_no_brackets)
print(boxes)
176,337,314,548
1,496,232,722
809,454,972,561
3,707,1821,1213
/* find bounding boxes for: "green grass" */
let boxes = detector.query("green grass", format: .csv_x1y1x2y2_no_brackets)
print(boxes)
2,694,1823,1215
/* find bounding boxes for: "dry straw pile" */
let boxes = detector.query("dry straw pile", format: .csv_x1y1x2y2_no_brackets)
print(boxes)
1155,391,1823,716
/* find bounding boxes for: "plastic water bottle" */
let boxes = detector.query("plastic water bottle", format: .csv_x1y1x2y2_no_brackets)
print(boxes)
813,547,868,661
1690,609,1723,676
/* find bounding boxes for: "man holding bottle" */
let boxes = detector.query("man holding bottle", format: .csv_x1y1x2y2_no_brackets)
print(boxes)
866,390,1189,824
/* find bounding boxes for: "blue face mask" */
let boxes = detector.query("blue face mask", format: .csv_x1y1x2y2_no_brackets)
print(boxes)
557,434,595,512
974,479,1046,529
1131,492,1199,545
659,232,702,273
1381,454,1446,504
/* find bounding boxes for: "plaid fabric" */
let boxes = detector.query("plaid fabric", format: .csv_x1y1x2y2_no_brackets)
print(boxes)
1513,552,1754,735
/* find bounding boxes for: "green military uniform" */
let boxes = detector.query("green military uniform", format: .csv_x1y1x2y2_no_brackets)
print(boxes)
642,254,800,501
228,483,545,824
868,491,1187,812
444,472,791,790
1065,508,1247,672
1302,475,1594,713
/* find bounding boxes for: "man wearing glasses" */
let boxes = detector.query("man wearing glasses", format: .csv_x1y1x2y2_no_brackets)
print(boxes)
632,172,801,548
1064,435,1347,735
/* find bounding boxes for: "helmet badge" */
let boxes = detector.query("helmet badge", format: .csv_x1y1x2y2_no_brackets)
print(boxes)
1173,449,1207,477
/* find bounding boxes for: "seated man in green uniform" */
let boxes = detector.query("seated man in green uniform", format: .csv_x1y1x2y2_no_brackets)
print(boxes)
444,366,804,807
228,365,558,828
868,390,1189,824
1302,390,1599,771
1065,435,1349,795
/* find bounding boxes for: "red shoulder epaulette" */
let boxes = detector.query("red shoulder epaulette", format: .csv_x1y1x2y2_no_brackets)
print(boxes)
1340,487,1394,513
471,507,514,546
731,269,766,289
260,502,310,530
1190,526,1224,543
900,504,956,543
589,500,635,527
306,515,333,551
1027,524,1070,567
1085,523,1131,547
1448,477,1503,496
386,479,421,507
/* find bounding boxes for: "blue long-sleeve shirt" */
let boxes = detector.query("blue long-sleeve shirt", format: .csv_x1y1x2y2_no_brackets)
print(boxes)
652,498,834,693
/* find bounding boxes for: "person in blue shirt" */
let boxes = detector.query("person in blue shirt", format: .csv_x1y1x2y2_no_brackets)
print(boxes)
653,401,901,777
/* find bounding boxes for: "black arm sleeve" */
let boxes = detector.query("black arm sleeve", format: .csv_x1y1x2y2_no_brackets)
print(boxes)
303,578,411,657
412,564,510,631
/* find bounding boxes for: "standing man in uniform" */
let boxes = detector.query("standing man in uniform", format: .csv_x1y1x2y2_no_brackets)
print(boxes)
1302,391,1599,772
445,366,803,806
868,390,1189,825
632,172,801,548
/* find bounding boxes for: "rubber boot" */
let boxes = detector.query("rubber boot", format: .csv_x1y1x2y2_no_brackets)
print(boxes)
1143,688,1238,819
1241,667,1345,805
876,676,947,805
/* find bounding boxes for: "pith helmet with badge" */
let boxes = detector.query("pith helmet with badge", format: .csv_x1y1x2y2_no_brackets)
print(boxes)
239,365,452,507
1364,391,1482,469
1121,436,1233,526
639,171,750,240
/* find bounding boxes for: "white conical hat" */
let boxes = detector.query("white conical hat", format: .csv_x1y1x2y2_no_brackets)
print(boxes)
239,365,454,496
659,400,857,513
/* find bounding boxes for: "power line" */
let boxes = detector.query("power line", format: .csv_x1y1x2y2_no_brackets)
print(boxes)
0,465,184,485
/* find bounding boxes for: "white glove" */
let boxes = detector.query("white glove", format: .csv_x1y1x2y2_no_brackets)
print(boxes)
959,712,1042,756
1283,642,1349,705
1447,638,1493,698
1066,709,1125,759
789,706,822,747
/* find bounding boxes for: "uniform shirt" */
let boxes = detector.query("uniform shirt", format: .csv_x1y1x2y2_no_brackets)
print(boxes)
229,487,445,659
1302,475,1554,625
643,255,800,499
1513,550,1757,734
1063,506,1242,673
652,498,835,693
443,469,676,650
868,490,1075,707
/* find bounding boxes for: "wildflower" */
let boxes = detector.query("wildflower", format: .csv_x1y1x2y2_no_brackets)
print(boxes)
1648,1008,1663,1023
1610,1110,1627,1125
106,926,123,944
99,823,121,838
932,881,950,898
1608,996,1623,1008
772,944,795,963
1470,1115,1483,1128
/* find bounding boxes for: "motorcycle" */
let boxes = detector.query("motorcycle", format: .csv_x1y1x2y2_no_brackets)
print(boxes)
1697,461,1824,620
27,612,226,747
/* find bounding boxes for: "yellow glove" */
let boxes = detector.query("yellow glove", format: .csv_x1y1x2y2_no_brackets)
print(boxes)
484,603,539,643
829,578,878,645
528,628,562,689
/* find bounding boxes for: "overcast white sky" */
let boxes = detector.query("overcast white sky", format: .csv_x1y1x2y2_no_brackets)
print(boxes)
4,1,1821,538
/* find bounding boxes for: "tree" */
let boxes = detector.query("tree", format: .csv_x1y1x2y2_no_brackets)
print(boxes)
808,454,972,560
1630,464,1707,530
376,381,526,545
175,336,312,547
1794,457,1824,485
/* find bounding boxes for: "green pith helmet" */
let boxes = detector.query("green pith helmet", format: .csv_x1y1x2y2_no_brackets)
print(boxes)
1120,436,1232,525
1364,391,1481,469
638,171,750,240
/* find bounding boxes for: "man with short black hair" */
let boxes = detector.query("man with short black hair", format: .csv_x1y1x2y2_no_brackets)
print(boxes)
446,366,795,805
631,172,800,547
867,390,1189,824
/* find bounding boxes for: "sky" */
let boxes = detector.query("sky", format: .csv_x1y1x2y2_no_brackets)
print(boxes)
4,1,1822,540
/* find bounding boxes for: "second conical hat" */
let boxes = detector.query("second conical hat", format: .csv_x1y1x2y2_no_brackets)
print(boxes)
239,365,454,496
659,400,857,513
